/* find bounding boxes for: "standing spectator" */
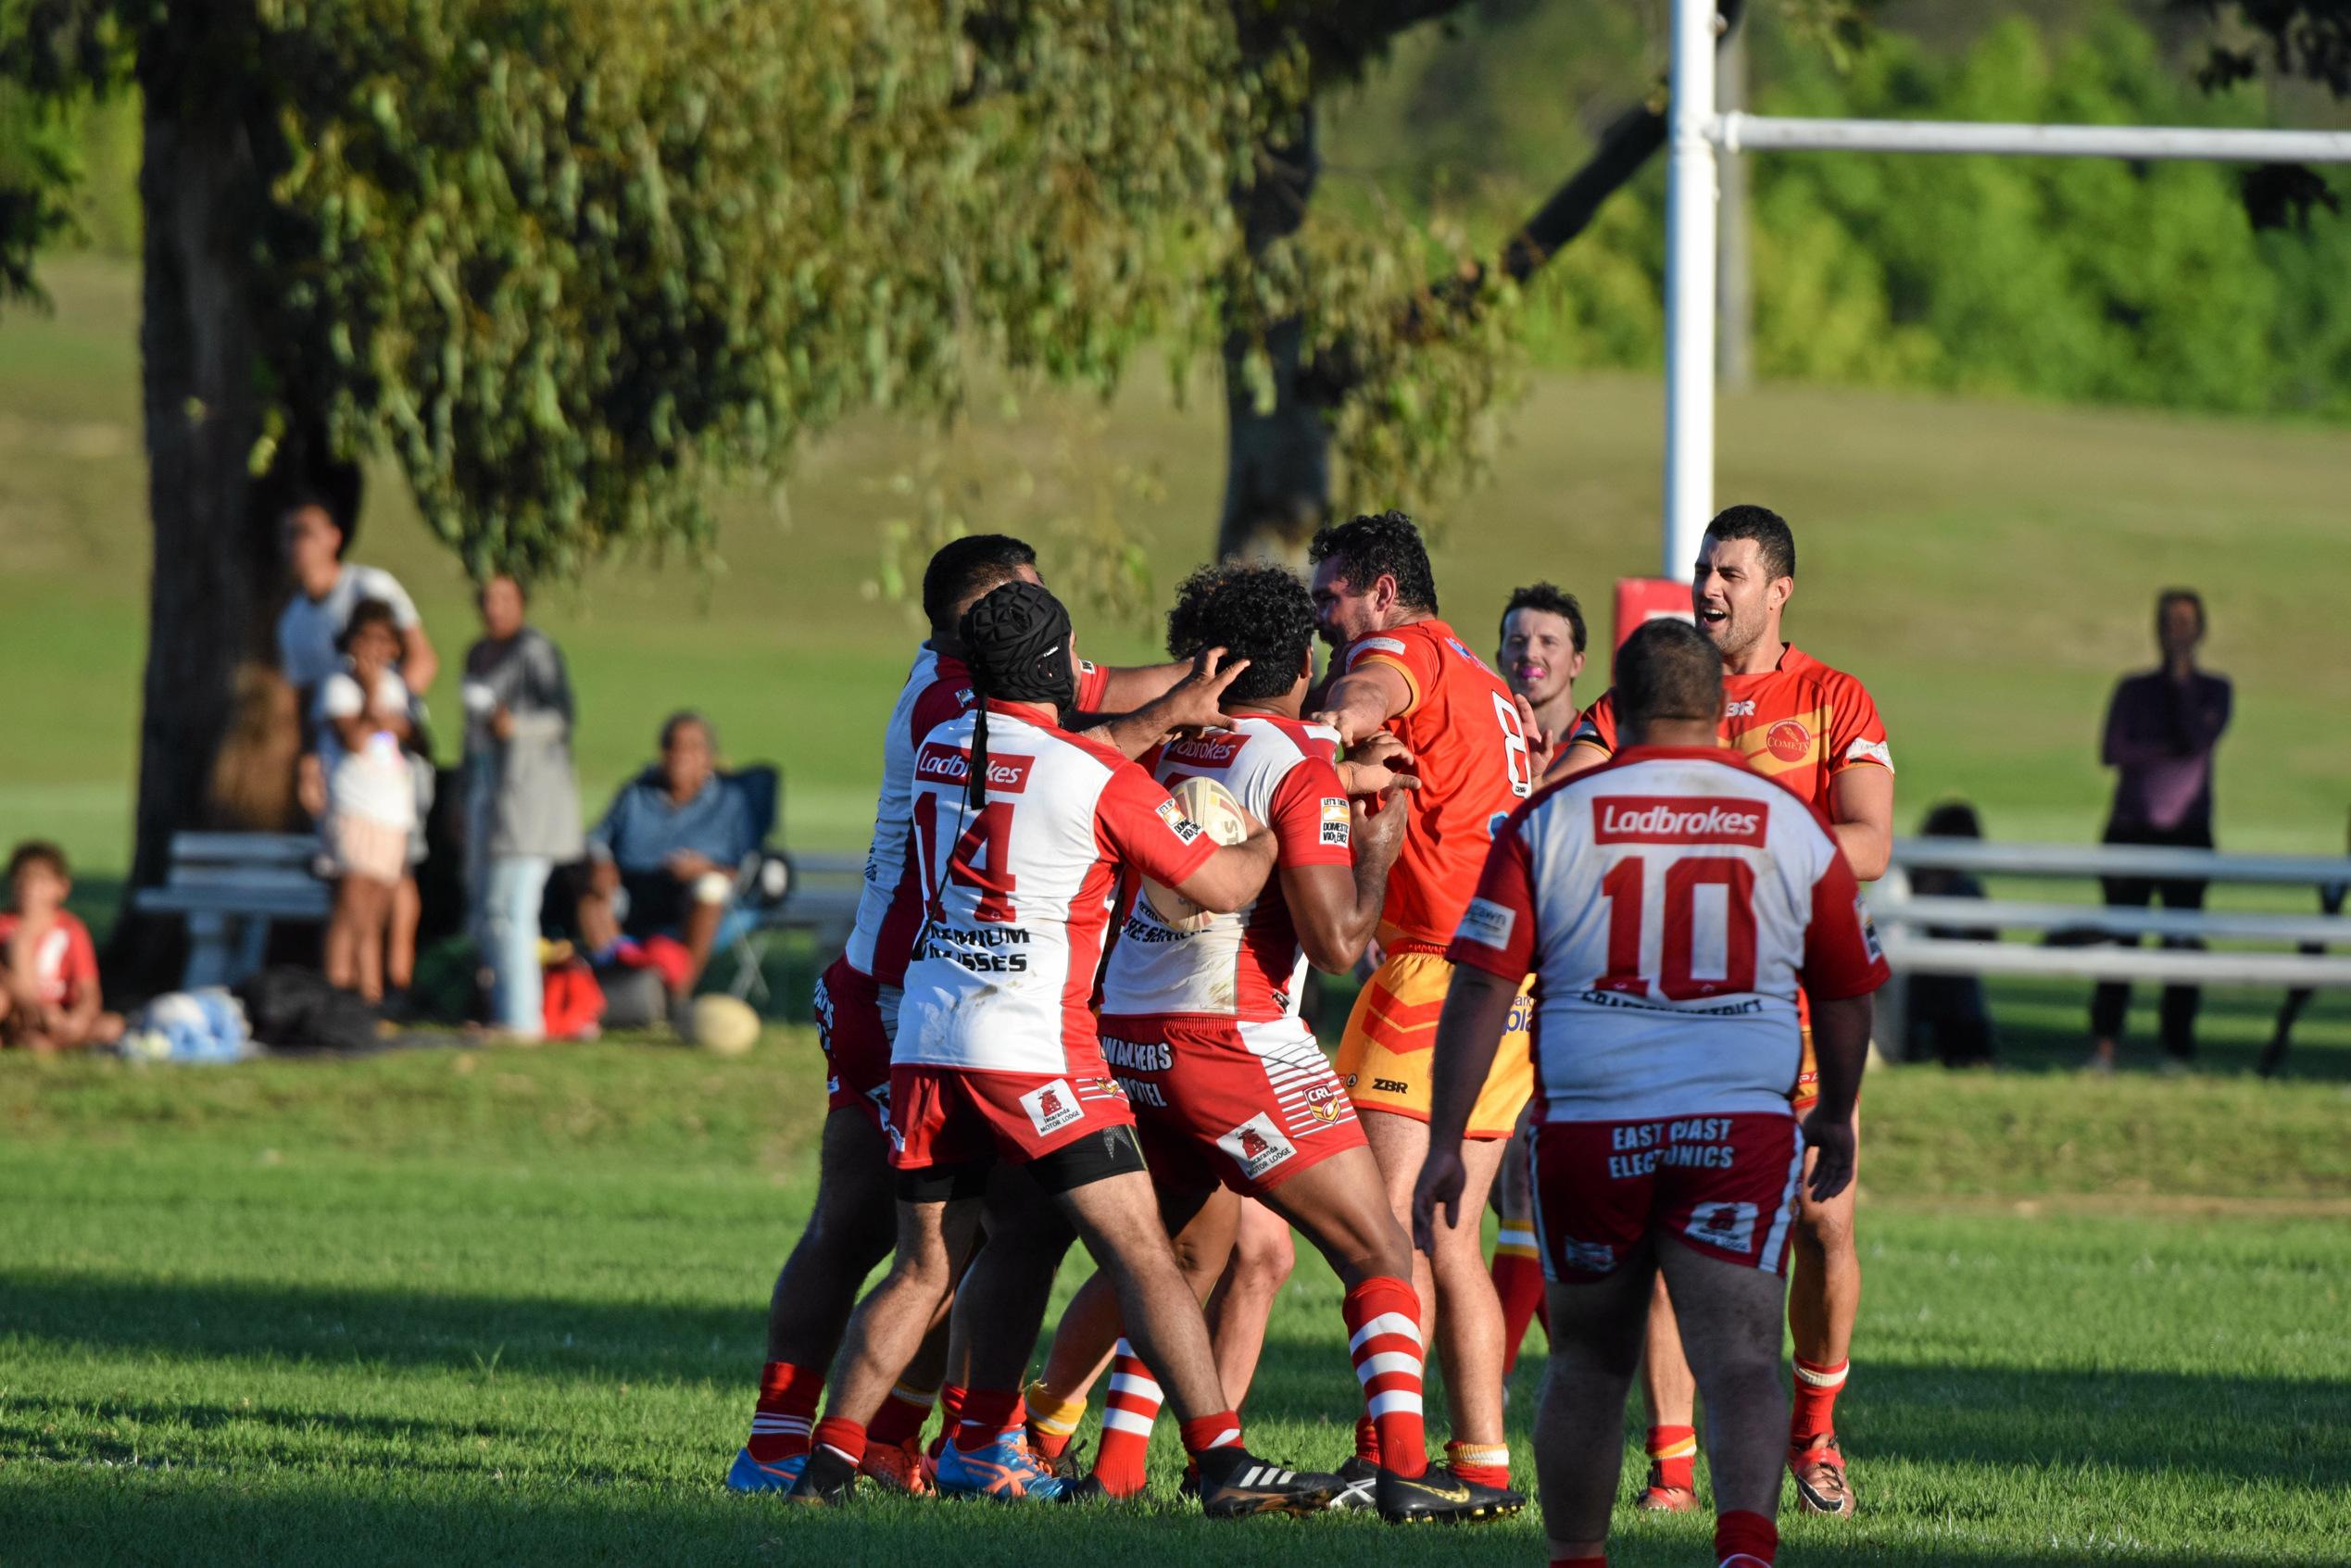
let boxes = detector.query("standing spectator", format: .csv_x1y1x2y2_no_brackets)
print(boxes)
576,712,761,1004
0,842,122,1052
318,601,422,1006
2089,589,2232,1072
461,574,583,1039
277,487,439,998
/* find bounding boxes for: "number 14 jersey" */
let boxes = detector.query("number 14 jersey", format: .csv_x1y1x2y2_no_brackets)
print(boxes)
1448,745,1888,1123
894,702,1219,1077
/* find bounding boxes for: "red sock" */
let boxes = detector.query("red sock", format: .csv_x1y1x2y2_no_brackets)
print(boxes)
868,1381,935,1449
1446,1438,1509,1490
1552,1557,1606,1567
1342,1277,1426,1479
1791,1356,1849,1445
1490,1227,1547,1374
1353,1412,1381,1468
1646,1424,1698,1492
953,1386,1024,1452
926,1384,968,1461
1177,1410,1245,1461
1715,1508,1778,1564
746,1360,822,1462
810,1414,866,1469
1092,1339,1164,1497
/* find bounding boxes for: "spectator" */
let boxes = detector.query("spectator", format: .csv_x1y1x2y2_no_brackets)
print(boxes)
2089,589,2232,1072
577,711,760,1002
2259,805,2349,1079
207,664,306,832
461,574,583,1039
318,601,422,1007
0,842,122,1052
1907,801,1997,1067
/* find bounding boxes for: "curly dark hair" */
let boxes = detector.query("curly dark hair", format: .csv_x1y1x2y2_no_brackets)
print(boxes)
1163,562,1317,705
1307,509,1439,615
1502,582,1587,654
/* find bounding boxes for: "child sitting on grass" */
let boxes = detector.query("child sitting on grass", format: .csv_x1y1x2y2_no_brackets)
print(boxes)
0,841,122,1052
318,599,421,1006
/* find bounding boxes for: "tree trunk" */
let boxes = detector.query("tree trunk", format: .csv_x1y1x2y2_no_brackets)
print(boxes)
1215,109,1327,564
109,30,281,997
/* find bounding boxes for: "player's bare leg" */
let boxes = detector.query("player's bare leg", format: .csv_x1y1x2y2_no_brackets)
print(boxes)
1203,1199,1294,1404
1785,1108,1862,1515
1534,1247,1654,1561
1054,1170,1338,1515
1363,1110,1514,1488
1636,1276,1704,1511
1025,1270,1120,1464
765,1110,898,1367
1657,1237,1793,1565
1081,1185,1241,1495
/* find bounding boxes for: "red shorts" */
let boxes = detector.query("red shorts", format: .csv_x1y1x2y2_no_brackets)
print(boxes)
815,956,896,1137
1529,1112,1804,1281
1100,1013,1364,1198
889,1059,1134,1173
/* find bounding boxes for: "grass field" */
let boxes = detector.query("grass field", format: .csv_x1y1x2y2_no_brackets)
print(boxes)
2,1038,2346,1566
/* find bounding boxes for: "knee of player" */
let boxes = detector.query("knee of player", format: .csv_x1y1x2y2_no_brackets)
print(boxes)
1227,1220,1297,1296
1796,1198,1856,1254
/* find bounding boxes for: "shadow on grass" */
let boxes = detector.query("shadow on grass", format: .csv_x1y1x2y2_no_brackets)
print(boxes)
0,1470,2330,1568
1238,1333,2349,1491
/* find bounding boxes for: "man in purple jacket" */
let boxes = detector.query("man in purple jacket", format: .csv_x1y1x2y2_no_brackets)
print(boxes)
2090,590,2232,1071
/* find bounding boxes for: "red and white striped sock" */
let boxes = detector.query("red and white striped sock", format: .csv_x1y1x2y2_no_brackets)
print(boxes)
746,1360,821,1463
1448,1438,1510,1490
1091,1339,1163,1497
1342,1277,1427,1479
810,1413,867,1470
1491,1226,1547,1375
1791,1356,1849,1445
1647,1424,1699,1492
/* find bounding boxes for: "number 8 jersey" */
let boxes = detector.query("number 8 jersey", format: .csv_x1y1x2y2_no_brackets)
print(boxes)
1336,618,1532,949
895,702,1221,1076
1447,745,1889,1123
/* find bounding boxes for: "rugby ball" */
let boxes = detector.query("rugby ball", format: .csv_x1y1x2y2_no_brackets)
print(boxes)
687,995,761,1057
1141,775,1250,934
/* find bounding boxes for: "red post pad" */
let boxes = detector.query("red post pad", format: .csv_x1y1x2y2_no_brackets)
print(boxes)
1612,577,1694,651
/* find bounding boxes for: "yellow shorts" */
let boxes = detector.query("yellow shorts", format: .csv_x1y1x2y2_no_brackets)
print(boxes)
1335,947,1533,1140
1792,1023,1817,1112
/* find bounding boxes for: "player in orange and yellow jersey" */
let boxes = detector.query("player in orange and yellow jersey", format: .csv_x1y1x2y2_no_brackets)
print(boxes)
1554,504,1892,1519
1307,511,1535,1505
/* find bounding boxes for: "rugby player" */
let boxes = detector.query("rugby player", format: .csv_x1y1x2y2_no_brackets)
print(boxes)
1025,563,1515,1521
1416,617,1885,1568
1307,511,1536,1499
789,581,1336,1515
730,536,1247,1497
1552,505,1892,1517
1490,582,1590,1379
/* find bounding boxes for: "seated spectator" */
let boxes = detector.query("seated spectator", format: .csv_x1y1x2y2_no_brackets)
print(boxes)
318,600,423,1008
462,574,584,1040
1906,800,1997,1067
577,711,759,1001
0,842,122,1052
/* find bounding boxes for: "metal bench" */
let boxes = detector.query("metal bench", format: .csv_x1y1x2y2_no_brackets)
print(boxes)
133,832,331,988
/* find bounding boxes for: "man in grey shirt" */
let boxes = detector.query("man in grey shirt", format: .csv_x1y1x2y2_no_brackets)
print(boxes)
2090,589,2232,1070
462,574,582,1037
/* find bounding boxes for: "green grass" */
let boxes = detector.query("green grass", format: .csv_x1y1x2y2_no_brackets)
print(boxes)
1,1041,2346,1565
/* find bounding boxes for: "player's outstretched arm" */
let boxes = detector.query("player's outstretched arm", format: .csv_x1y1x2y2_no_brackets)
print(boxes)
1078,647,1251,760
1309,660,1412,748
1801,992,1872,1204
1172,814,1278,914
1411,964,1518,1254
1283,784,1408,972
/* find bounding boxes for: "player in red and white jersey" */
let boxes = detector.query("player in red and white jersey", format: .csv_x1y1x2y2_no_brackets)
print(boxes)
1487,582,1591,1386
1553,506,1892,1517
735,535,1242,1499
791,581,1339,1517
1017,564,1515,1522
1307,511,1534,1501
1415,619,1885,1568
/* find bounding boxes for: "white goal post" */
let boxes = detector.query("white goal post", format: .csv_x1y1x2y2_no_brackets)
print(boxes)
1663,0,2351,577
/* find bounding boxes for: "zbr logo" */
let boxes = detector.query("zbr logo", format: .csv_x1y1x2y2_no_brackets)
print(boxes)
1765,719,1813,765
1685,1201,1757,1252
1020,1078,1085,1137
915,742,1035,794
